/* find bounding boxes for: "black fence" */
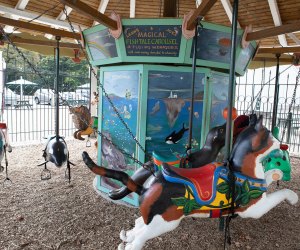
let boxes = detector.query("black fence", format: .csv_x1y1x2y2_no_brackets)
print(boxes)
236,65,300,155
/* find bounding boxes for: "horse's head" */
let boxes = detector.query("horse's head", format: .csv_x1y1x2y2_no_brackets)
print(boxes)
229,114,280,179
261,146,291,185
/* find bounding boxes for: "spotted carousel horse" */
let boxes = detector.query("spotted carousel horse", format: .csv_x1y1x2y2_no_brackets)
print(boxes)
69,105,98,141
0,122,12,182
82,115,298,250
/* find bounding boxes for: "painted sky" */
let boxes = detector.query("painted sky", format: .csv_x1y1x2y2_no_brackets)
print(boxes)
104,70,139,98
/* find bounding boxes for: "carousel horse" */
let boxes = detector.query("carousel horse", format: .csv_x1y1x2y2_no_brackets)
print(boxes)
109,114,250,200
0,123,12,181
69,105,97,141
82,115,298,250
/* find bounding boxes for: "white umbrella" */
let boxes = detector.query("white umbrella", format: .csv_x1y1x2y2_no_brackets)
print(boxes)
6,76,37,101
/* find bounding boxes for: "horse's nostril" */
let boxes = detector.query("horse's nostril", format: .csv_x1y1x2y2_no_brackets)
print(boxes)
276,161,281,166
268,158,272,162
282,156,286,161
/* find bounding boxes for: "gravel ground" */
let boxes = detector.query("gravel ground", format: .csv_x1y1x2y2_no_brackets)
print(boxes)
0,139,299,250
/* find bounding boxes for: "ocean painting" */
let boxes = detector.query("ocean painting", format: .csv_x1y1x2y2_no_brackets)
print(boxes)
100,70,139,196
146,70,205,161
210,73,229,128
192,28,241,64
236,43,255,73
85,28,118,61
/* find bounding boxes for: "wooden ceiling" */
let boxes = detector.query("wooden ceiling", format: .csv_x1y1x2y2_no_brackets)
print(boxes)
0,0,299,57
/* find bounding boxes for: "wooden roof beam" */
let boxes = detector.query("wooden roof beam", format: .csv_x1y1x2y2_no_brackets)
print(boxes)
187,0,217,30
93,0,110,26
59,0,117,30
0,16,81,40
15,0,30,10
163,0,178,17
246,21,300,42
258,46,300,54
196,0,202,8
0,5,85,31
267,0,287,47
220,0,240,28
130,0,136,18
5,36,79,49
57,6,73,21
287,33,300,46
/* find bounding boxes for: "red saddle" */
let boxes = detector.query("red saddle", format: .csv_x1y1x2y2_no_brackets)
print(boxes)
162,163,218,202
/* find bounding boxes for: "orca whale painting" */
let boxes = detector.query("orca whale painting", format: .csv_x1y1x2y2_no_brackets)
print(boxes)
146,70,205,159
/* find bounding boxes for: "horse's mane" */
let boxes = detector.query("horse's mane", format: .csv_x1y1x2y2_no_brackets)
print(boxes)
229,114,270,173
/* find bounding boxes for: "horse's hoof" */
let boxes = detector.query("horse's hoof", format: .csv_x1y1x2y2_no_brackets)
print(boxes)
120,230,127,241
118,242,125,250
286,189,299,205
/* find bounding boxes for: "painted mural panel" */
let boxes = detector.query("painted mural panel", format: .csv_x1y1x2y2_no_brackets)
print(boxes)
192,28,240,64
100,70,139,198
146,70,205,160
85,29,118,61
210,73,229,128
236,43,255,73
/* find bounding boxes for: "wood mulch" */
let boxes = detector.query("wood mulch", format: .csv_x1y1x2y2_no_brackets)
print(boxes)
1,139,299,250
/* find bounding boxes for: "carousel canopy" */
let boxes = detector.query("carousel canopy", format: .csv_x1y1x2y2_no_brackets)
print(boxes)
0,0,299,66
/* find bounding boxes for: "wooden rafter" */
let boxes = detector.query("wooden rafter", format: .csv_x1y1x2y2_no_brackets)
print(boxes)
15,0,30,10
246,21,300,42
93,0,110,26
59,0,117,30
163,0,177,17
4,36,79,49
187,0,217,30
258,46,300,54
130,0,136,18
220,0,241,28
0,5,85,31
267,0,287,47
252,57,293,63
0,16,81,40
57,6,73,21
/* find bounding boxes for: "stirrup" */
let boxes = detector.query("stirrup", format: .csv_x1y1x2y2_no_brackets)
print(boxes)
41,168,51,180
86,136,91,147
3,177,12,186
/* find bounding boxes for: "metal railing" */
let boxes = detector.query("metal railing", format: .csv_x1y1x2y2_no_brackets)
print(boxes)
236,66,300,155
1,65,90,144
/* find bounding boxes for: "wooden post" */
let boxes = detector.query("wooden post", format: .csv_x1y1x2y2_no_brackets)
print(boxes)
163,0,178,17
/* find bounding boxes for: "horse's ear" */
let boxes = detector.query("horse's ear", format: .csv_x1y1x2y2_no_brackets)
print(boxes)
249,114,257,126
255,115,264,131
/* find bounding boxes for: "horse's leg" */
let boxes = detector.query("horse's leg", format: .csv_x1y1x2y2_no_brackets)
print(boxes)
238,189,298,219
119,215,182,250
120,216,145,242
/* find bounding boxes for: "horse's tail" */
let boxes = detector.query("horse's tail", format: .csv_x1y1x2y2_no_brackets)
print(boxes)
82,152,145,195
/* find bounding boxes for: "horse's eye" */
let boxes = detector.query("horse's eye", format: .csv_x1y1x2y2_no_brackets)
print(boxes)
219,129,224,133
282,156,286,161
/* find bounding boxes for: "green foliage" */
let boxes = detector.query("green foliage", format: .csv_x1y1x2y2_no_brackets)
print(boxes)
171,187,202,215
217,179,264,206
1,45,89,92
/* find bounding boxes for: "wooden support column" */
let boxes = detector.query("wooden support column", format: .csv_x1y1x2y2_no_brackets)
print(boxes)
59,0,117,30
163,0,178,17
